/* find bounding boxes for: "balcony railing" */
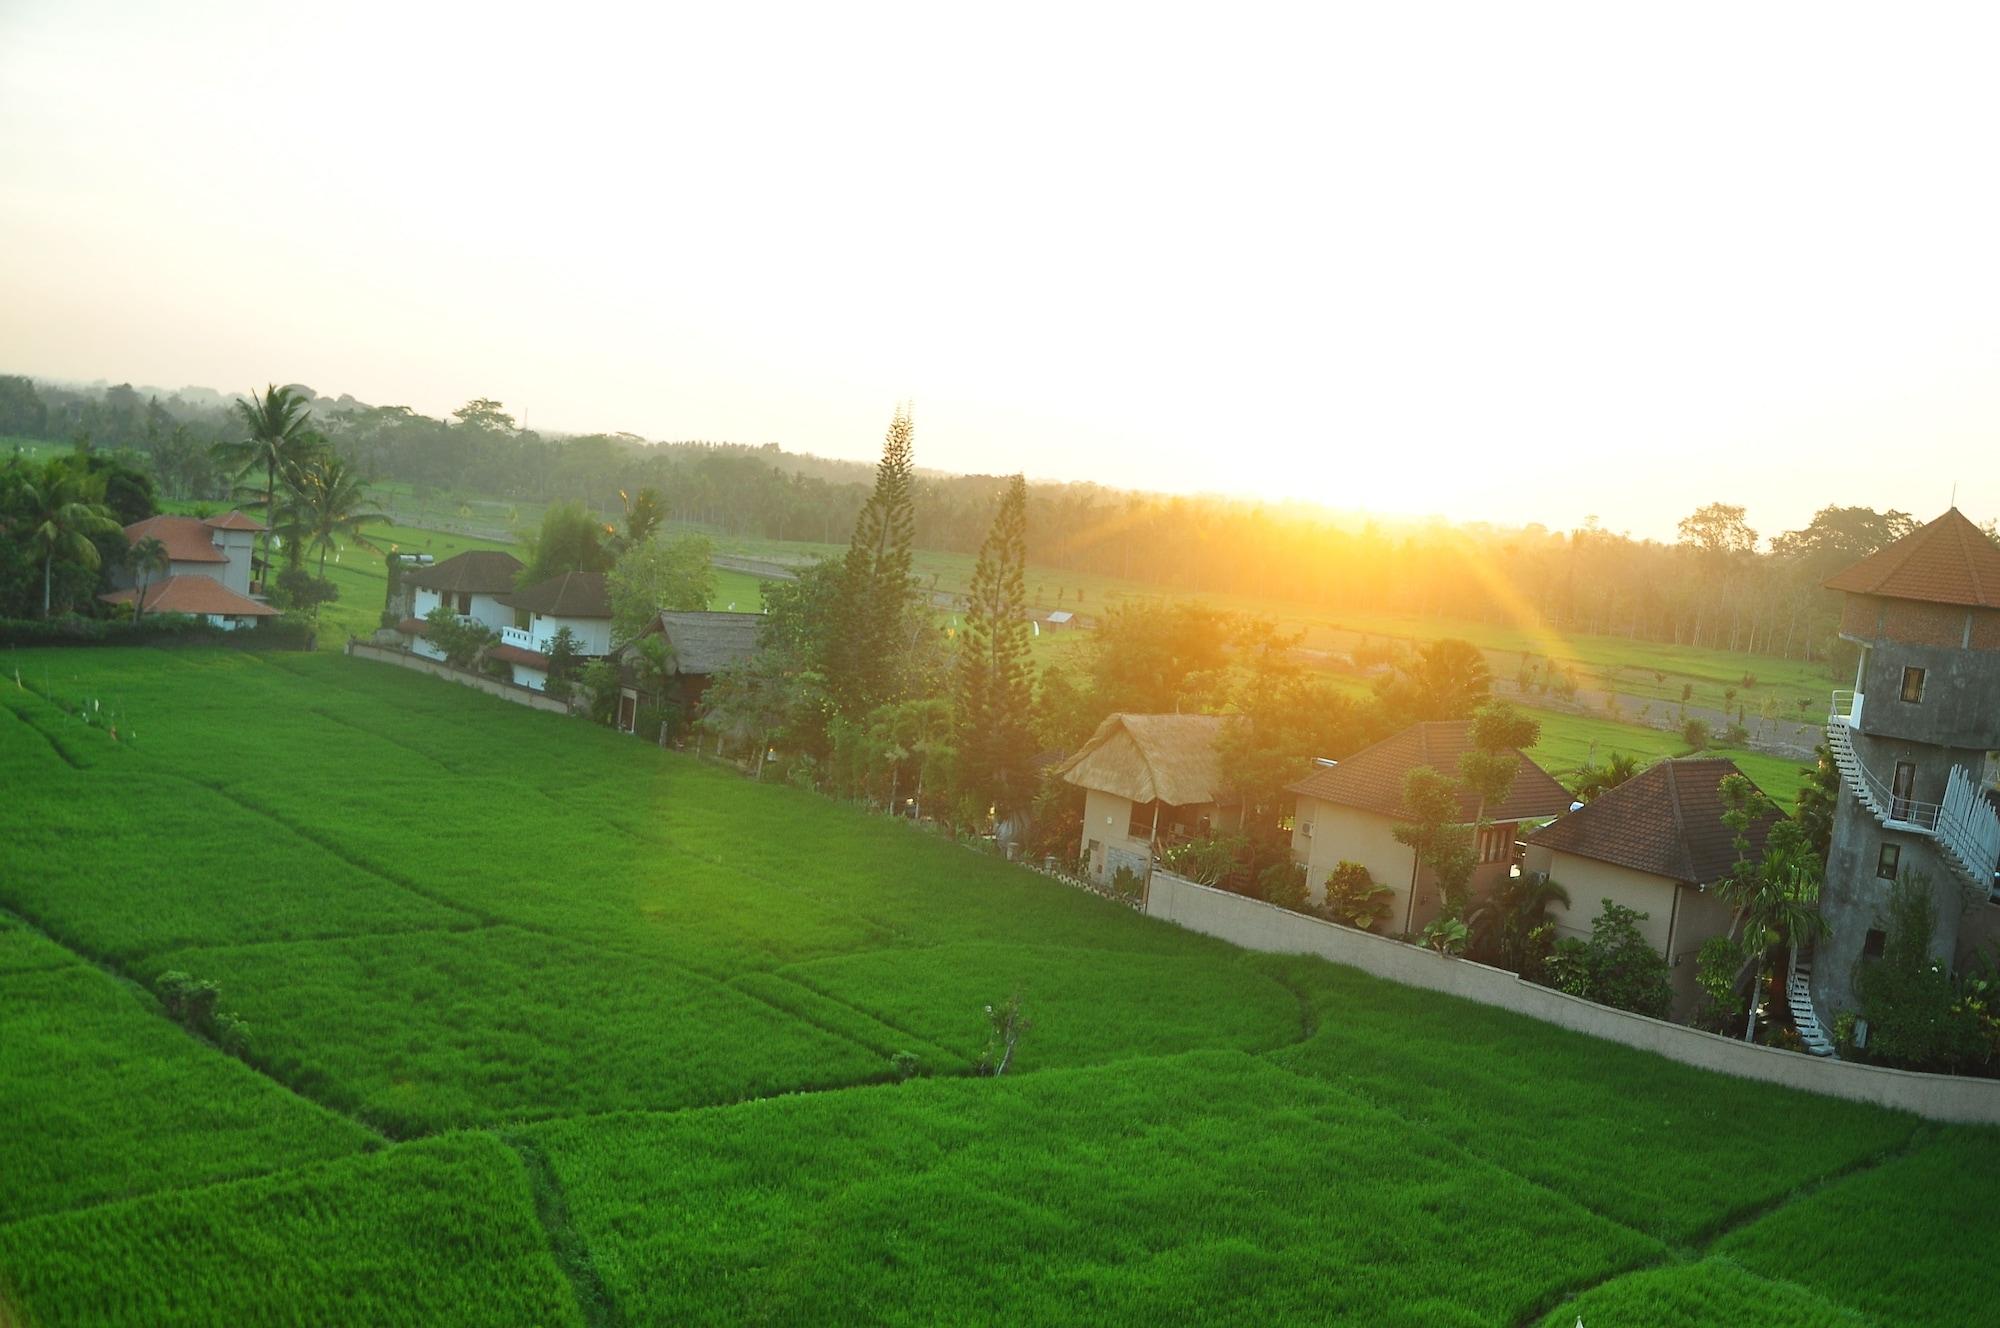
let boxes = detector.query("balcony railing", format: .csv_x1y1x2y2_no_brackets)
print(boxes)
500,625,549,653
1826,695,2000,898
1830,689,1864,727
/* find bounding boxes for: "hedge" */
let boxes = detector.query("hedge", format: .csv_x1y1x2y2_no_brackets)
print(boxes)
0,614,316,651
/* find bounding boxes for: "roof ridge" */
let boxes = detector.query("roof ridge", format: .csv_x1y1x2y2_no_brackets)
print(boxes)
1954,510,1988,604
1661,760,1695,882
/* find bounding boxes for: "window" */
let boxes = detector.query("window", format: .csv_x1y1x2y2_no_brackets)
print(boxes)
1875,843,1901,880
457,591,472,615
1891,762,1916,822
1127,801,1155,840
1901,666,1926,703
1862,928,1887,960
1476,825,1511,863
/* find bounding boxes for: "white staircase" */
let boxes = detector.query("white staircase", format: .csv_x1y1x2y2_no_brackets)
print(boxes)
1786,947,1837,1057
1826,693,2000,900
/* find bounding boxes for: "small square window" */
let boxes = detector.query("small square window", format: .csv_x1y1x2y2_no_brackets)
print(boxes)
1862,928,1887,960
1901,666,1926,703
1875,843,1901,880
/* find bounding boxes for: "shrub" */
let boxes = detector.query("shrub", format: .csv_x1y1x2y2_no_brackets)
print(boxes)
1680,717,1711,751
0,615,312,651
1721,722,1750,746
634,702,683,745
889,1051,924,1080
154,970,252,1054
422,605,495,669
1110,865,1144,903
1321,861,1394,931
1258,860,1309,911
1419,915,1469,955
1160,834,1245,887
580,659,620,725
1539,901,1671,1019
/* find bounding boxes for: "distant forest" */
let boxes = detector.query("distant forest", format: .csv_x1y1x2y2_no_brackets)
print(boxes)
4,372,1979,666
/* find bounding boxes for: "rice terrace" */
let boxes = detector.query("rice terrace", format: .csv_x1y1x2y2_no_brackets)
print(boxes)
0,647,1990,1325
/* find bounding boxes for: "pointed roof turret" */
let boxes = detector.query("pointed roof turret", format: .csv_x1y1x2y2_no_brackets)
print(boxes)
1824,508,2000,608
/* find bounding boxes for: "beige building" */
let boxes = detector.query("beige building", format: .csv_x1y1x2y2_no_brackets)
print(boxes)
1057,713,1238,884
101,510,275,628
1289,720,1571,934
1523,757,1782,1019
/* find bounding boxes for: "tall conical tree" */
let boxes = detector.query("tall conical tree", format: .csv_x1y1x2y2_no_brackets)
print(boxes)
954,475,1035,825
828,407,918,716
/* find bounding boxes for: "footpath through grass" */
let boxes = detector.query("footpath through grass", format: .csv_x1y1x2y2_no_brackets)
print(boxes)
0,646,1986,1325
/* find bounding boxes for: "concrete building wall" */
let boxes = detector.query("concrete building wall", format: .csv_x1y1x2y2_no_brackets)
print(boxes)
1145,871,2000,1125
531,612,612,656
1853,638,2000,750
1297,799,1517,934
210,529,255,596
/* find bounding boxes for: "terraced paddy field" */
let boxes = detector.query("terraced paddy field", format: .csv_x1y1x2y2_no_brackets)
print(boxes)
0,646,1986,1325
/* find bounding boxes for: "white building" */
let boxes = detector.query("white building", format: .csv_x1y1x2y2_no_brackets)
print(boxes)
397,550,525,663
490,570,615,691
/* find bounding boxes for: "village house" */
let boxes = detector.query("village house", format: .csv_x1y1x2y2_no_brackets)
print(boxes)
489,570,614,692
1289,719,1571,934
1523,757,1782,1020
100,510,277,629
610,610,763,733
398,550,524,662
1057,713,1238,885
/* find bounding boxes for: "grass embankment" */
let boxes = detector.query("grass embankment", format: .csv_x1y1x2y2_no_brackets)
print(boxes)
0,647,1981,1325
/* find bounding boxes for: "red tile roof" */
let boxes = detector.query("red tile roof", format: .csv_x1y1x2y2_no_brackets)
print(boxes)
1823,508,2000,608
499,570,612,619
396,616,431,637
404,549,525,595
100,575,279,618
1287,719,1571,822
201,509,266,532
1524,758,1782,885
123,515,227,563
488,643,551,670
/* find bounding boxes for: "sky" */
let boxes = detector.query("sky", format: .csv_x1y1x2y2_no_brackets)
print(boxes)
3,1,1997,542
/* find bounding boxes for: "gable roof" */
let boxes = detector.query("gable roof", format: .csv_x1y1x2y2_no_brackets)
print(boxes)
1287,719,1570,823
1525,757,1783,885
1823,508,2000,608
123,514,227,563
404,549,525,595
499,570,612,619
201,509,265,532
634,611,764,675
1056,713,1234,806
100,574,279,617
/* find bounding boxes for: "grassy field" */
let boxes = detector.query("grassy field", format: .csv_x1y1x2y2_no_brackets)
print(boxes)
0,645,1986,1325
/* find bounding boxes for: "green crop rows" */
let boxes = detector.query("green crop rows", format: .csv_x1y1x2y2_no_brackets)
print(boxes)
1,646,1990,1325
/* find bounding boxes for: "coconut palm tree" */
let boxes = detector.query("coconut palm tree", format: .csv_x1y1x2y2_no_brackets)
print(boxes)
19,461,119,617
284,452,388,580
214,385,316,578
127,535,170,623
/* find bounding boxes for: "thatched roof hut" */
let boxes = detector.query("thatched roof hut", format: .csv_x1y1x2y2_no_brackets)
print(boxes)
1056,713,1235,806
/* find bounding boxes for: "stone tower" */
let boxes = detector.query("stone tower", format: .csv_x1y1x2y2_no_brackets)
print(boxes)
1814,509,2000,1018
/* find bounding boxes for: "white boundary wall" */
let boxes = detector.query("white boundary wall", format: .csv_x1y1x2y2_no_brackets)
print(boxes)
1146,871,2000,1126
346,641,573,714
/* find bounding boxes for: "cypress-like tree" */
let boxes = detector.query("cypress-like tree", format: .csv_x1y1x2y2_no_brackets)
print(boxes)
954,475,1036,823
828,407,918,715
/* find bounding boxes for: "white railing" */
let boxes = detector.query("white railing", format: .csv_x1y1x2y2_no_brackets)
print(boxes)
1830,689,1864,727
1827,699,2000,897
500,625,549,652
1940,766,2000,901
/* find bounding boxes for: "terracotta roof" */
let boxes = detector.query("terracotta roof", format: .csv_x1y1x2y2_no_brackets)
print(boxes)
396,616,430,637
123,515,227,563
404,549,525,595
1056,713,1236,806
1823,508,2000,608
500,570,612,619
201,509,265,532
1287,720,1570,822
100,575,278,618
1526,758,1782,885
628,611,763,675
488,643,551,670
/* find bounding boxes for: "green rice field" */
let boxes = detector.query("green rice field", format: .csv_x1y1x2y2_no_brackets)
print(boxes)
0,646,1984,1324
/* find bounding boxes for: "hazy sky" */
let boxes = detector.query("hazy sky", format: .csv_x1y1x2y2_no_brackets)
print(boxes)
4,2,1996,541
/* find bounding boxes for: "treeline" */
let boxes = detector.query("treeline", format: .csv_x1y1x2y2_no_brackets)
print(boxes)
6,374,1970,664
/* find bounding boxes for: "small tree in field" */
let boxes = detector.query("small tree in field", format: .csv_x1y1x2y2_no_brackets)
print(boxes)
978,993,1031,1076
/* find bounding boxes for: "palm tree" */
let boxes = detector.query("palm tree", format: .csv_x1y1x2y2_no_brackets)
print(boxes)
214,385,316,580
1466,872,1572,972
20,461,120,617
1570,751,1641,803
286,453,388,581
127,535,170,623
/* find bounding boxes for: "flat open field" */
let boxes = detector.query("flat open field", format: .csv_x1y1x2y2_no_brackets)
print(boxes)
0,646,1983,1325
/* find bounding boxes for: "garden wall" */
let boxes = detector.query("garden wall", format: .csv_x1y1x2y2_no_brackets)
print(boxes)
345,641,572,714
1145,871,2000,1125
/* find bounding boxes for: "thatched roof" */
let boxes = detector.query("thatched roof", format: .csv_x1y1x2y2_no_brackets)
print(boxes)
634,611,764,676
1056,713,1234,806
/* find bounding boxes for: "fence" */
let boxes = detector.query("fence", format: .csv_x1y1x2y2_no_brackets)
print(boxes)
1144,871,2000,1125
344,641,573,714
